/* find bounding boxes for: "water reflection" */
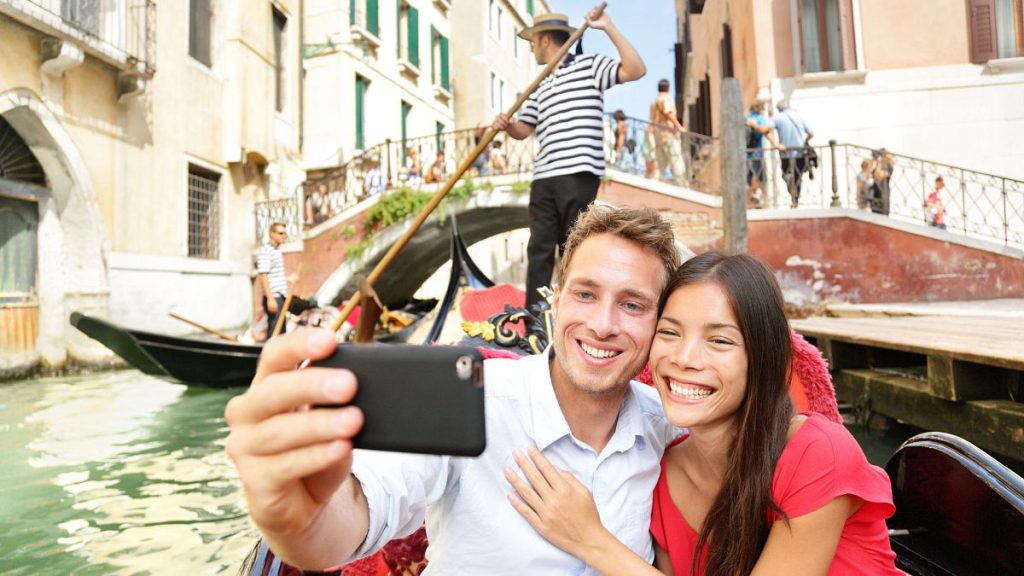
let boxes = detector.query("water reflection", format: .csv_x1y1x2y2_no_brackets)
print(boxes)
0,371,256,575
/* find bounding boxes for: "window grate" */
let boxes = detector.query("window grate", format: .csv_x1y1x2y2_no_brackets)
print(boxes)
188,164,220,259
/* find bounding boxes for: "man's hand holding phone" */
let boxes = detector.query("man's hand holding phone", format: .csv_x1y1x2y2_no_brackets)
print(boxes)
225,328,364,540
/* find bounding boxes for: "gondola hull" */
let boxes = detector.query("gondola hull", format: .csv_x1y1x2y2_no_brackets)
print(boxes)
72,312,262,388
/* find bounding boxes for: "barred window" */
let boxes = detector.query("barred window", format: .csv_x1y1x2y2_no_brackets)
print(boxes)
188,163,221,259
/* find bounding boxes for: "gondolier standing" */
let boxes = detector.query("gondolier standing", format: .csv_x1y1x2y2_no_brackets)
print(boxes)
492,7,646,311
256,222,290,339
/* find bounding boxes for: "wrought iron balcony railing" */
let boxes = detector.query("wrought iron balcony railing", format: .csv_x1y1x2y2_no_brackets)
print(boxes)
0,0,156,75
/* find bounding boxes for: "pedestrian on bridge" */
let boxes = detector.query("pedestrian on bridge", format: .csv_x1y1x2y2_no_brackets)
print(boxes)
773,100,814,208
492,8,646,311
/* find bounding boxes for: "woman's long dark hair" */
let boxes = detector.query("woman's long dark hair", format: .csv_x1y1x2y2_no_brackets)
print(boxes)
659,251,795,576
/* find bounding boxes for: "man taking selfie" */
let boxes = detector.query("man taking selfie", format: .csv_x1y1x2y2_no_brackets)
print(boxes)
224,205,682,573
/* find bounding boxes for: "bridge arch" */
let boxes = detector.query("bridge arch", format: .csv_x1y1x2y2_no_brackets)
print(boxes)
315,194,529,307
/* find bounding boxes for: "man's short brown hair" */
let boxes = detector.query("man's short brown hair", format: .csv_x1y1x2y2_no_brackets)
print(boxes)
557,204,679,290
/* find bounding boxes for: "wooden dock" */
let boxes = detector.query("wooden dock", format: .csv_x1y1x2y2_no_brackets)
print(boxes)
791,315,1024,462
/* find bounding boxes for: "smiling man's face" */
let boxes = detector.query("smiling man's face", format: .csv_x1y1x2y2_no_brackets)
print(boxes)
549,233,665,399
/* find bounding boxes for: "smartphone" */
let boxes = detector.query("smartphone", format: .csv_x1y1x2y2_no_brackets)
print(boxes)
313,344,486,456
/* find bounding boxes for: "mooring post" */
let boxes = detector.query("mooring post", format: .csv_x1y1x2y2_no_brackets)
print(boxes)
720,77,747,254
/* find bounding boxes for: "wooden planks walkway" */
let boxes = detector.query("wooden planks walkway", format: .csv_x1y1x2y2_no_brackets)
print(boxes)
791,315,1024,372
791,314,1024,461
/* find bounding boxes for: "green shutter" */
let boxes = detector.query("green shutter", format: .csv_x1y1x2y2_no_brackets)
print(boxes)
366,0,379,36
408,6,419,67
436,121,443,151
396,0,402,56
527,0,534,16
440,35,449,90
401,101,411,161
431,26,437,83
355,75,365,149
350,0,356,26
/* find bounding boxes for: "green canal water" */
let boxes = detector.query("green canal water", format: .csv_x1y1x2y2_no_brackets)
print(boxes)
0,370,255,575
0,369,1016,574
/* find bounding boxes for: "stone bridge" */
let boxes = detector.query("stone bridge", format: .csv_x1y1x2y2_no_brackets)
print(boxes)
279,171,1024,312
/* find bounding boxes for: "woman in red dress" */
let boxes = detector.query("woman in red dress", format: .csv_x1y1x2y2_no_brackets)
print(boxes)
506,252,902,575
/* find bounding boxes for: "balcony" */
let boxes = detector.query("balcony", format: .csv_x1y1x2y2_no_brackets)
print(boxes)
0,0,156,78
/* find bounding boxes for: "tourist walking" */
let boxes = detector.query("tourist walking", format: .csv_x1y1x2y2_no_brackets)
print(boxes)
492,8,646,311
773,100,814,208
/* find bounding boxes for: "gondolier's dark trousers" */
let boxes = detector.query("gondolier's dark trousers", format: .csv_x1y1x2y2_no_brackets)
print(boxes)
263,294,287,338
526,172,600,311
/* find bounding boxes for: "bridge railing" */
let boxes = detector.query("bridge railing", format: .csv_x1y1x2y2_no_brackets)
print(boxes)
257,115,1022,249
603,114,715,192
750,142,1024,247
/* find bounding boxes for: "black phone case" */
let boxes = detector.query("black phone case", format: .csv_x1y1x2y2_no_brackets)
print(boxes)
313,344,486,456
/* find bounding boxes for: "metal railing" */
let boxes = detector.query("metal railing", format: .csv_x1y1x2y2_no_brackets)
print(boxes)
256,114,1023,249
749,142,1024,247
4,0,156,74
270,127,536,240
604,114,715,192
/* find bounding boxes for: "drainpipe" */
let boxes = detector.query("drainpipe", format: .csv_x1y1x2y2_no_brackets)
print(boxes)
298,0,305,152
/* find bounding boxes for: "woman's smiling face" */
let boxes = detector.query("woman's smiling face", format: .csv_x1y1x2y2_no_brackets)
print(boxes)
650,282,749,433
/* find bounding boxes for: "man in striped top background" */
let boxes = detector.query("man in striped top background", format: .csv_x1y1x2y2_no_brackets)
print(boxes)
256,222,289,339
493,8,646,311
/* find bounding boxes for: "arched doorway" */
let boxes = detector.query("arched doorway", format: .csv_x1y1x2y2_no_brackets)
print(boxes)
0,115,45,375
0,89,111,375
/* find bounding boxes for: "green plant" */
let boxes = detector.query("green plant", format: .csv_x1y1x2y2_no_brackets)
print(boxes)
449,177,477,199
346,238,371,259
340,224,357,239
510,179,531,195
364,187,433,233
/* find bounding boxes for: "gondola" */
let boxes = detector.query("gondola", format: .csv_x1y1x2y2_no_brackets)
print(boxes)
71,312,265,389
70,226,493,389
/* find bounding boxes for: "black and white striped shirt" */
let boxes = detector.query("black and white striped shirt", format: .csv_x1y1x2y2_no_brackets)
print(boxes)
257,242,287,297
518,53,620,181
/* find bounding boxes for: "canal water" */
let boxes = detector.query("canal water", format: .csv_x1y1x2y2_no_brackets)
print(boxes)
0,368,1017,574
0,370,255,575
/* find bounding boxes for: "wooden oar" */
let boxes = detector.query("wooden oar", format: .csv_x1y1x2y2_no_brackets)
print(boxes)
168,312,238,342
270,293,293,338
330,1,607,333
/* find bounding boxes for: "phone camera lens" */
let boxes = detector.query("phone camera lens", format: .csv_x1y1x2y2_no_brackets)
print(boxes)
456,356,473,381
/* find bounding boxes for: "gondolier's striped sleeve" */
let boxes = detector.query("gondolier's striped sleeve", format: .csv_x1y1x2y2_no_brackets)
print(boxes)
592,54,621,91
518,92,538,127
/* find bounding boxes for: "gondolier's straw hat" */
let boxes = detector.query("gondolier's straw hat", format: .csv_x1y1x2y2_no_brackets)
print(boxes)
518,13,576,41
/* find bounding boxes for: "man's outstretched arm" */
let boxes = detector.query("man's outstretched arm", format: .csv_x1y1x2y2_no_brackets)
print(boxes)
225,329,370,569
587,10,645,83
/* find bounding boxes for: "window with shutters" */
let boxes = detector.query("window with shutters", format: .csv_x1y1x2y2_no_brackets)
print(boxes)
189,0,213,67
187,163,221,259
398,1,419,70
431,27,451,91
355,75,368,149
720,23,734,78
688,74,712,137
272,6,288,113
351,0,380,41
969,0,1024,62
797,0,856,73
401,101,412,163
